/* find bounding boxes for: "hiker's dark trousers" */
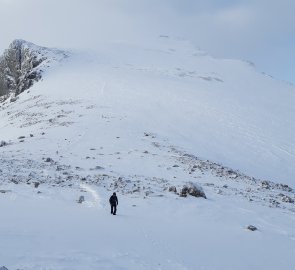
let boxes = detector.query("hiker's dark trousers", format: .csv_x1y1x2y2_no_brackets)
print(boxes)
111,204,117,215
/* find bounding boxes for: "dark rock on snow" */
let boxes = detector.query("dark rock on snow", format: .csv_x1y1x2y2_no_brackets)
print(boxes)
0,140,8,147
247,225,258,231
77,196,85,203
168,186,177,193
45,157,53,162
34,182,40,188
180,182,206,199
279,194,294,203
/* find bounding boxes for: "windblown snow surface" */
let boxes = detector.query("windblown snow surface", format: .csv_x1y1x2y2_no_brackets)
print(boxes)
0,38,295,270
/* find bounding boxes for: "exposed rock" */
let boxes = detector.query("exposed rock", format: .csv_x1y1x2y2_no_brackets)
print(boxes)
168,186,177,193
0,140,8,147
261,180,271,189
0,39,67,99
10,96,18,102
279,194,294,203
34,182,40,188
132,187,140,193
180,182,206,199
77,196,85,203
275,183,293,192
204,183,214,187
45,157,53,162
0,266,9,270
247,225,258,231
0,190,11,194
269,199,280,207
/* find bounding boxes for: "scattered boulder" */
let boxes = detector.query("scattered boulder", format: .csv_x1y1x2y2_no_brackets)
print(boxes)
279,194,294,203
45,157,53,162
247,225,258,231
168,186,177,193
77,196,85,204
275,183,293,192
10,96,18,102
269,199,280,207
180,182,206,199
132,187,140,193
0,190,11,194
11,179,18,184
34,182,40,188
261,180,271,189
18,136,25,139
204,183,214,187
0,140,8,147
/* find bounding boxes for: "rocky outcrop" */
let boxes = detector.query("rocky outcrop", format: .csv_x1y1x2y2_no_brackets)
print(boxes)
247,225,258,231
180,182,207,199
0,39,67,99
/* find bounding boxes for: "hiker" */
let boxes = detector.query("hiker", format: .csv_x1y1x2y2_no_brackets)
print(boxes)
109,192,118,215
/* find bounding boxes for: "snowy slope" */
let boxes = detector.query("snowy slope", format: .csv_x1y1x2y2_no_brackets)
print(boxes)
1,184,294,270
0,38,295,270
1,37,294,185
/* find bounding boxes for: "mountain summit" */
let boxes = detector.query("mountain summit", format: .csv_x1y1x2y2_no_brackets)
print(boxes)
0,39,67,99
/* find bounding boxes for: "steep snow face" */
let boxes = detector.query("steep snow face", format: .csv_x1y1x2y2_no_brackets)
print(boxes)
0,39,68,98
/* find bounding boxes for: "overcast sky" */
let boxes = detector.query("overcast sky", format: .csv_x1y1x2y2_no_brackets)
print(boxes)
0,0,294,84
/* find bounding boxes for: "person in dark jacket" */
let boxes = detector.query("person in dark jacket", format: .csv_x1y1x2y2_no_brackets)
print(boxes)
109,192,118,215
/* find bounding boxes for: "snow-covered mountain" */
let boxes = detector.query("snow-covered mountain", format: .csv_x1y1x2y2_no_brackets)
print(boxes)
0,38,294,270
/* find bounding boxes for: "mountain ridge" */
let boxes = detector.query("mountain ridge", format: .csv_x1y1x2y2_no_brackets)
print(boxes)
0,39,67,100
